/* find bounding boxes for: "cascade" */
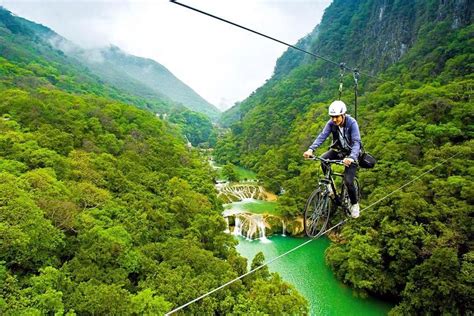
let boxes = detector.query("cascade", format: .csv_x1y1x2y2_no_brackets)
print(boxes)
213,167,276,240
224,217,230,233
217,183,266,202
256,215,270,243
245,215,257,241
228,213,271,242
282,219,287,237
233,217,242,236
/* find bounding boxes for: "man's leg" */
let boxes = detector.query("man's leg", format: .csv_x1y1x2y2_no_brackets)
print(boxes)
344,164,358,205
320,150,341,174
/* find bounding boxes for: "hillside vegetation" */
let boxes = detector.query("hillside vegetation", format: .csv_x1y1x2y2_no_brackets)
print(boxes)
71,45,221,120
0,6,220,119
215,0,473,313
0,7,307,315
0,7,174,114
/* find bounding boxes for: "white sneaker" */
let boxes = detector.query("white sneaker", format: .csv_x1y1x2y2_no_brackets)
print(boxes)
350,203,360,218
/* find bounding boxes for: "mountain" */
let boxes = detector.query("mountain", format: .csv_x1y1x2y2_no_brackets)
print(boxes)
0,7,176,114
0,6,306,315
215,0,473,314
221,0,472,129
50,38,221,120
91,45,221,120
0,7,219,120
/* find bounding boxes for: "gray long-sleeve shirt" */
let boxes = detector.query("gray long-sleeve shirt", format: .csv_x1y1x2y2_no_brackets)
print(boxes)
308,115,361,160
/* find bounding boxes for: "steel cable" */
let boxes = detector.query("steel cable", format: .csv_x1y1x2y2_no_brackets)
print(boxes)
170,0,383,82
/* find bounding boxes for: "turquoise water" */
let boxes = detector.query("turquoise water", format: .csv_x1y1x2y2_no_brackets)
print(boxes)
236,235,393,315
223,199,279,215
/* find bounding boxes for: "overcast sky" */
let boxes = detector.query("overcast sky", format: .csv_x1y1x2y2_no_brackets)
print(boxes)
0,0,331,110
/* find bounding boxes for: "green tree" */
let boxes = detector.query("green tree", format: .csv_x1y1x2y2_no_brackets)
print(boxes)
222,163,239,182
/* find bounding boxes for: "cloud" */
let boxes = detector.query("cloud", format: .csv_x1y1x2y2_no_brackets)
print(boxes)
1,0,331,109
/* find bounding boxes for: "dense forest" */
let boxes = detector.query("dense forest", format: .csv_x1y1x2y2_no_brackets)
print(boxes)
216,0,473,314
0,7,307,315
1,0,473,314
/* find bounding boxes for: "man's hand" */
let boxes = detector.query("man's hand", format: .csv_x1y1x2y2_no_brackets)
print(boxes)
343,158,354,167
303,149,314,159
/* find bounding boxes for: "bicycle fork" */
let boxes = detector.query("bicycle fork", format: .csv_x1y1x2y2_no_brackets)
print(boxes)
319,179,335,199
320,179,345,209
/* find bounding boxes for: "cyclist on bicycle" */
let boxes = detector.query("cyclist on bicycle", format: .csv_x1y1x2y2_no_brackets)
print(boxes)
303,100,361,218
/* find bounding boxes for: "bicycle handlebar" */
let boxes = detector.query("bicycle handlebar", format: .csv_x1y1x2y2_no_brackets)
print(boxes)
306,156,358,166
307,156,344,165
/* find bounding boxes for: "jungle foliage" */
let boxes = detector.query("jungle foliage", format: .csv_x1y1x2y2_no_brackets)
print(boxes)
0,88,307,315
0,7,307,315
215,0,473,313
168,109,217,147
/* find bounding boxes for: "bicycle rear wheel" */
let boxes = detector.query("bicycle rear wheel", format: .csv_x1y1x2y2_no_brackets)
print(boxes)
304,188,331,238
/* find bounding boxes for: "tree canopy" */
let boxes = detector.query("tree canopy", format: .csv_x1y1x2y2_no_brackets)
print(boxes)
215,0,473,313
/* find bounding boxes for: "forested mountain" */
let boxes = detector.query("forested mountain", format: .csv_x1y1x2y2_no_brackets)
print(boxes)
0,7,306,315
66,45,220,120
0,7,220,120
82,45,221,120
216,0,473,314
0,7,174,114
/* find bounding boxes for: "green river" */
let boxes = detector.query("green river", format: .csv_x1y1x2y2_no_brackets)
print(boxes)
236,235,393,315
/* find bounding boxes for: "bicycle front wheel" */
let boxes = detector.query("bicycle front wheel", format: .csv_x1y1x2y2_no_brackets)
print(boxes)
304,188,331,238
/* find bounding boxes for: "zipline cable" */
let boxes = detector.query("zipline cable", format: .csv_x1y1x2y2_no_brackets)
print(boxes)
169,0,383,82
165,151,461,315
165,237,313,316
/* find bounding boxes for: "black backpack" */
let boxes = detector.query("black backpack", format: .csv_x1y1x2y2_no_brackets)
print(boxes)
358,148,376,169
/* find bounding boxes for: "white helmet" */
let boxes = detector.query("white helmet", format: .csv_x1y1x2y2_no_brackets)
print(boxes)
328,100,347,116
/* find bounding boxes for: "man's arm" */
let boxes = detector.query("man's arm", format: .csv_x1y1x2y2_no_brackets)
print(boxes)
309,121,332,151
348,120,361,160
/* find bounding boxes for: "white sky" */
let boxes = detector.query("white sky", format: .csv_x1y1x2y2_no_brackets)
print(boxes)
0,0,331,110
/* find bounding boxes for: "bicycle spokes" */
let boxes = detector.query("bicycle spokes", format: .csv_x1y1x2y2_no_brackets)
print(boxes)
304,189,330,238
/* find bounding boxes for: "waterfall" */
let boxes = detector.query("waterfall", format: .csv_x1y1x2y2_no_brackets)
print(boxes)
216,179,275,242
233,217,242,236
256,215,270,243
282,219,286,237
224,217,230,233
245,216,256,241
231,214,271,243
217,184,266,202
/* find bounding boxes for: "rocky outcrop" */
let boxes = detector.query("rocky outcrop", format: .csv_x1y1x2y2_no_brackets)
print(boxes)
218,183,267,203
285,217,305,236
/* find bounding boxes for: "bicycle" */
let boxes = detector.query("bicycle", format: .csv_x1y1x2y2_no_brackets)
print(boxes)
303,156,361,238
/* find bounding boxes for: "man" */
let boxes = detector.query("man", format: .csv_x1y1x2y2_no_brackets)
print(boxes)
303,100,361,218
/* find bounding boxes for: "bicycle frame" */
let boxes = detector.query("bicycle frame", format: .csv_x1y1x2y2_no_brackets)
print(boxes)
312,157,345,204
304,156,360,237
